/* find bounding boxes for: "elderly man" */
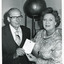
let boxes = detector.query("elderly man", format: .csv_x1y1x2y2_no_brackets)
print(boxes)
2,8,31,64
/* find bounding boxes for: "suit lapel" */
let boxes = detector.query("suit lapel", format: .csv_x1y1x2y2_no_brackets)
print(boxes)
6,25,19,48
6,25,27,48
20,26,24,47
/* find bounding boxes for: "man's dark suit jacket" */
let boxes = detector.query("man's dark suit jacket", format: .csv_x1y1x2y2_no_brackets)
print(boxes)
2,25,31,64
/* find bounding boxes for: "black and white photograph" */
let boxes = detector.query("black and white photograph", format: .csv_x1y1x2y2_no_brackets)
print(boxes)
1,0,63,64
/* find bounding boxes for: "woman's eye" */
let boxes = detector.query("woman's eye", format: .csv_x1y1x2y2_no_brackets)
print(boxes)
43,19,46,21
49,19,52,21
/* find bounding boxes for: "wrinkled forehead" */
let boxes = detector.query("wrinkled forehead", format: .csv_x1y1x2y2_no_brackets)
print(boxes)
9,9,21,16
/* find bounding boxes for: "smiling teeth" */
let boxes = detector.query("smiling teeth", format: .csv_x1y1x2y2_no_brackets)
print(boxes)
46,25,50,27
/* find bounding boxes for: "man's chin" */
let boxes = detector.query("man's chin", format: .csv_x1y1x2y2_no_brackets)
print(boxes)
14,26,20,29
16,25,20,27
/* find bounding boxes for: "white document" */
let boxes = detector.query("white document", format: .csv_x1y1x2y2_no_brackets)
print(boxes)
23,39,35,54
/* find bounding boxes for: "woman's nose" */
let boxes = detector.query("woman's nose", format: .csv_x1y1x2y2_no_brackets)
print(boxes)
46,20,50,24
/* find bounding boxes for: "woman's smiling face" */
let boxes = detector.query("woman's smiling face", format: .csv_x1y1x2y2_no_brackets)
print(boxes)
43,13,56,31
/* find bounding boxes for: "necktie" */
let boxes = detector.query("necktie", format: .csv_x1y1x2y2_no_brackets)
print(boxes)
15,31,21,46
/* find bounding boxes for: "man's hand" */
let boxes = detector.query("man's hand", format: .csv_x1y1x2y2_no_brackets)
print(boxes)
16,48,25,56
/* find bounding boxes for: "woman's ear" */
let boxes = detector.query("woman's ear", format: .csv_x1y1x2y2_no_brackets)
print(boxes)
7,17,10,22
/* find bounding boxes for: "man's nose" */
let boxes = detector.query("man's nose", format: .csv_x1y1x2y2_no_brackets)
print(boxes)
15,17,19,21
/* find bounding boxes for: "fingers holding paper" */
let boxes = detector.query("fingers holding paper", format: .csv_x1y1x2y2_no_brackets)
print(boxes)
16,48,25,56
26,54,37,62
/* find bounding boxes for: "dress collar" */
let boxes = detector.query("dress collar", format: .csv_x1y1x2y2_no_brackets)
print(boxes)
42,29,58,39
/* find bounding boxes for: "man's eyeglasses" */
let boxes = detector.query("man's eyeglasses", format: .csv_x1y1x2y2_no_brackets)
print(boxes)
9,15,23,19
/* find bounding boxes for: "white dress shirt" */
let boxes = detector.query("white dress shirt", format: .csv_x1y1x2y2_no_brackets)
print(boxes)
9,24,22,46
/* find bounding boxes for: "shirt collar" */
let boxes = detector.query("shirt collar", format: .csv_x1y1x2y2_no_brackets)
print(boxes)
9,24,21,33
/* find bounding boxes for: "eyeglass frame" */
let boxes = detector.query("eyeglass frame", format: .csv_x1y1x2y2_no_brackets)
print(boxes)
9,15,23,19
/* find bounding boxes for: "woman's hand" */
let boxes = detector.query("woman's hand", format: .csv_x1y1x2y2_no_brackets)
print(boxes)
26,54,37,62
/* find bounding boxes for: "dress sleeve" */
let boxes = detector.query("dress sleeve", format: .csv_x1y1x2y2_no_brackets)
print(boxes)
33,30,43,42
50,40,62,64
36,39,62,64
32,30,43,57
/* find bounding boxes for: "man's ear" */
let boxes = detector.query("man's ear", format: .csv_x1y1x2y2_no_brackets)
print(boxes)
7,17,10,22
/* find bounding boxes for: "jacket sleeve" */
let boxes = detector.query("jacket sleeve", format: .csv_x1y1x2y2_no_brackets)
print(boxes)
2,27,16,64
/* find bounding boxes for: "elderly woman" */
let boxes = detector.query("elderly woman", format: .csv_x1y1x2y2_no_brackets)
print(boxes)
26,7,62,64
